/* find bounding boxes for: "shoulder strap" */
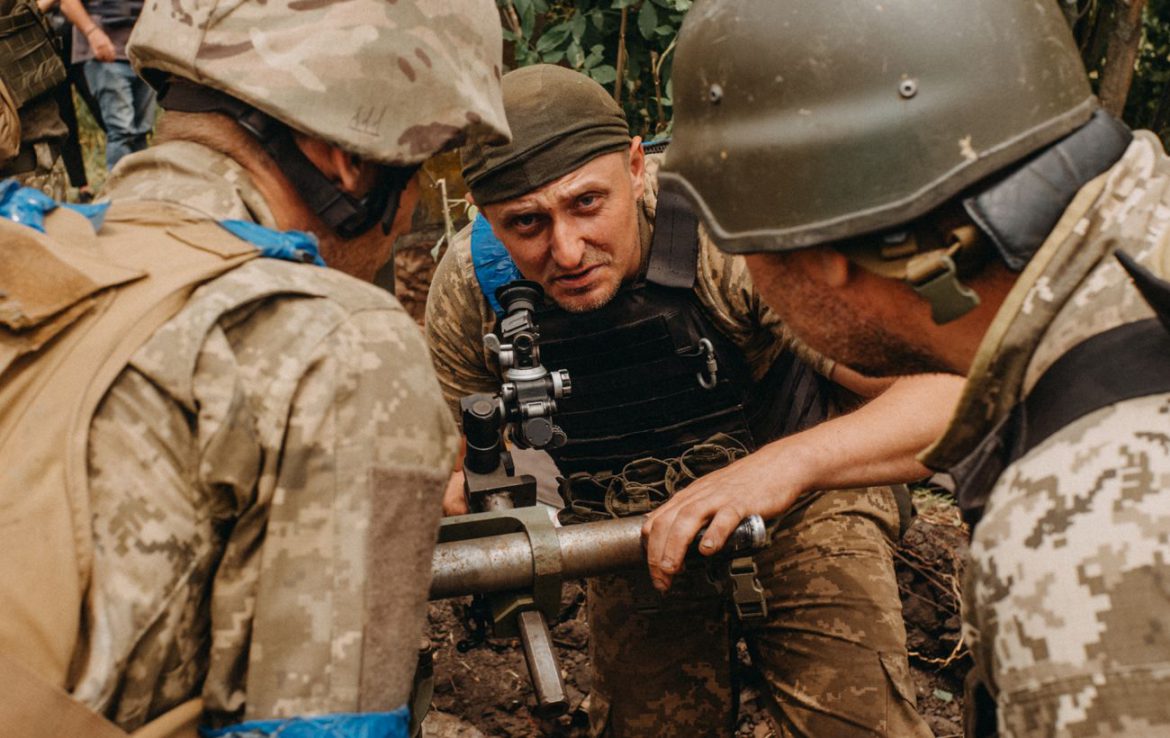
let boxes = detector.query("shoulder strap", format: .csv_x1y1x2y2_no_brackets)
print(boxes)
0,652,202,738
0,652,130,738
0,202,257,693
953,252,1170,527
645,189,700,289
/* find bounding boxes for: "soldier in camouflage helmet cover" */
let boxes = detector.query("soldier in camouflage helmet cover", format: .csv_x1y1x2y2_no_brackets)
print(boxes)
0,2,508,737
659,0,1170,735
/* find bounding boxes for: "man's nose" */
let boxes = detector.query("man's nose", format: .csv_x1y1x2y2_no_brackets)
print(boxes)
548,218,586,269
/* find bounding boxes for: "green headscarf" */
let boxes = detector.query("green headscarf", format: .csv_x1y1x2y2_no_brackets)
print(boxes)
461,64,631,205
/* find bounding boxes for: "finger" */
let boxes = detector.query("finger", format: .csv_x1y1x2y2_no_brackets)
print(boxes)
698,507,744,556
660,502,713,578
441,470,468,516
645,504,683,591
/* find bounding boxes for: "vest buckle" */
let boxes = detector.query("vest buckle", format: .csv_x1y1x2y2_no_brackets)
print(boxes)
727,555,768,621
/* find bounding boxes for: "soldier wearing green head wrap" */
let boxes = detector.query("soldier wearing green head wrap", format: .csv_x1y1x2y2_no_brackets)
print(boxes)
658,0,1170,736
426,63,962,738
0,2,509,737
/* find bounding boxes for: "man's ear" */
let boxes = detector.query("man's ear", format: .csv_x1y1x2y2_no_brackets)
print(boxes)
628,136,645,200
813,247,851,289
328,145,365,194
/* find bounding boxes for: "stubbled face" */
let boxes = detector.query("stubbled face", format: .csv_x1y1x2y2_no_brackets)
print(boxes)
482,142,645,313
744,250,950,376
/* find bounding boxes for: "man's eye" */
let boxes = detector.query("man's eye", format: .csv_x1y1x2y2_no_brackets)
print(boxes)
511,214,539,229
578,194,599,208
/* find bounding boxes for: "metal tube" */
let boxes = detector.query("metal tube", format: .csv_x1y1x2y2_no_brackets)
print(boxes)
428,514,766,600
429,517,646,600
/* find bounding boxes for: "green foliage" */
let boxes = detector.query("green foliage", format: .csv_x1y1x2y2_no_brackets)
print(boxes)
1125,0,1170,142
497,0,690,136
1067,0,1170,145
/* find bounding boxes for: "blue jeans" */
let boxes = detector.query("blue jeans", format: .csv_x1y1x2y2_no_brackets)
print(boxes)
83,60,156,170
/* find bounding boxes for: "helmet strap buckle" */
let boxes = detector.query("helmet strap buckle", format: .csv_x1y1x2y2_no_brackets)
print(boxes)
905,247,980,324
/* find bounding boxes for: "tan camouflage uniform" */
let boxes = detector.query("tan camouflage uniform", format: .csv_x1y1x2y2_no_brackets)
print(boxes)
923,131,1170,737
425,156,930,737
68,140,458,730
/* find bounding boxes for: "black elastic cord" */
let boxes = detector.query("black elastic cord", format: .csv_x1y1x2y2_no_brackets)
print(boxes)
158,79,416,238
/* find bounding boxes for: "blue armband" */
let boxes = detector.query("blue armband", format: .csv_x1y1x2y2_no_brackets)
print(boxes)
0,178,109,233
199,707,409,738
218,219,326,267
469,214,522,317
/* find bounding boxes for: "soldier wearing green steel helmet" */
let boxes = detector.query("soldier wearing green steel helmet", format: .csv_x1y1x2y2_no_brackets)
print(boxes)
0,2,508,737
427,63,968,738
656,0,1170,736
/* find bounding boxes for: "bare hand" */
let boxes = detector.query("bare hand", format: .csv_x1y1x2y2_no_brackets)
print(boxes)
641,447,803,592
89,28,116,62
442,469,469,516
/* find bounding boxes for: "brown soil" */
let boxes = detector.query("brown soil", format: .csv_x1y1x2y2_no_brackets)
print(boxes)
426,493,970,738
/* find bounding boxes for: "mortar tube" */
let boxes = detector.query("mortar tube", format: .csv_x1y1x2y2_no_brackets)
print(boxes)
429,516,646,600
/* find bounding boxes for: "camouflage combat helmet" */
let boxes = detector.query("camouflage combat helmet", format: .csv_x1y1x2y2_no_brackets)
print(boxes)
658,0,1095,254
128,0,509,168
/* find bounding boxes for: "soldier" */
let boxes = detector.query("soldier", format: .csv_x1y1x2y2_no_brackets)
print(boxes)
0,1,508,737
655,1,1170,736
0,0,69,198
426,63,962,737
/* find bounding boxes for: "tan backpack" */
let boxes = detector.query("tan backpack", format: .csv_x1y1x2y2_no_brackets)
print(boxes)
0,203,258,737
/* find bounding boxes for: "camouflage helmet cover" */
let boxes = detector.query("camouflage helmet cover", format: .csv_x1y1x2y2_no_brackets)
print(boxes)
658,0,1096,253
128,0,511,167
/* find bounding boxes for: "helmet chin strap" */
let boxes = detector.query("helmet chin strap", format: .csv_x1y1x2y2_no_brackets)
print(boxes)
158,78,417,239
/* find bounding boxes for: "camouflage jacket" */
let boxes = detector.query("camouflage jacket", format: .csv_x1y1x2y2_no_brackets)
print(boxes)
424,153,833,422
72,141,457,730
923,131,1170,731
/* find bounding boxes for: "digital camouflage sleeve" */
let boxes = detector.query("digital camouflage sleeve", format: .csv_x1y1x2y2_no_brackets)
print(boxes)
73,255,458,730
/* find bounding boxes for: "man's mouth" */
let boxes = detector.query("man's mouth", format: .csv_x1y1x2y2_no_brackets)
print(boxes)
553,265,601,289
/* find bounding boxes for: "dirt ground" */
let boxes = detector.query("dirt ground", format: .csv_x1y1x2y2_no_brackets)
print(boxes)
423,492,970,738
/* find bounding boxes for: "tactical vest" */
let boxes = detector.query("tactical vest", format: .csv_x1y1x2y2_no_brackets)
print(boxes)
0,0,65,108
0,203,259,738
947,250,1170,528
477,191,830,477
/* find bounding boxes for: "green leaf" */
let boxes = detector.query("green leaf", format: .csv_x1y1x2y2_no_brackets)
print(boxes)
570,10,587,41
590,64,617,84
584,45,605,69
542,49,566,63
638,1,658,39
567,40,586,68
535,21,571,51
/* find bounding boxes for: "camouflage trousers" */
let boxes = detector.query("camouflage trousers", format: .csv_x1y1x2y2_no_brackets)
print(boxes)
963,395,1170,738
585,486,932,738
4,141,68,200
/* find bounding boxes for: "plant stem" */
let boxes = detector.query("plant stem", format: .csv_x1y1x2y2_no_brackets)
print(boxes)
614,6,629,104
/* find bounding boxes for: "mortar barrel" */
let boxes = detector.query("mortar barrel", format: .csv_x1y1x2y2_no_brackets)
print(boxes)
429,516,645,599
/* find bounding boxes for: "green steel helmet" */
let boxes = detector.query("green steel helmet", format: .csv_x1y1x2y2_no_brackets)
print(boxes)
658,0,1096,254
127,0,510,166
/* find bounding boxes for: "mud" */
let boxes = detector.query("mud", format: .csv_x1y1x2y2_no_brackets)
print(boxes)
424,493,970,738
